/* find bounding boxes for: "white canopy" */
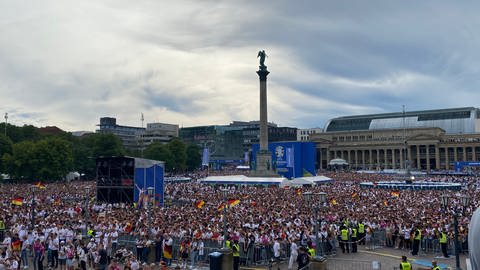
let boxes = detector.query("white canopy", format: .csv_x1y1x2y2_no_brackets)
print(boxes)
329,158,348,165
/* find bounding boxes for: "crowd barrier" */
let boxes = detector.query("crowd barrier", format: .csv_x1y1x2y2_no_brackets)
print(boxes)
328,258,381,270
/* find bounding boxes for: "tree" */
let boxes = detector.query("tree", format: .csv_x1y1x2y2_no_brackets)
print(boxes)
168,138,186,172
3,141,37,180
144,142,174,172
0,134,13,172
34,137,74,180
90,133,125,158
185,144,201,171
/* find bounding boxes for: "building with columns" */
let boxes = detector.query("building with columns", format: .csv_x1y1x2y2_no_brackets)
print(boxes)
311,107,480,171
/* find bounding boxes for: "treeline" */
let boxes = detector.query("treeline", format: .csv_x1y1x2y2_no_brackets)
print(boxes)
0,123,201,181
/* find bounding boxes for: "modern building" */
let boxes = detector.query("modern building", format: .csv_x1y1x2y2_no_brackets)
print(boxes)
311,107,480,171
139,122,179,147
179,121,298,164
96,117,178,150
297,128,323,141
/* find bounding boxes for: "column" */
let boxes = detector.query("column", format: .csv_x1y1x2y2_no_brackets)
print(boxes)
355,150,358,169
392,149,396,169
368,149,373,169
454,147,458,163
362,150,366,169
376,149,380,170
416,145,421,170
435,146,440,171
463,147,467,161
341,151,344,160
326,149,330,167
399,148,404,170
407,145,412,169
426,145,430,171
445,147,449,170
384,149,388,169
348,150,351,165
473,146,477,161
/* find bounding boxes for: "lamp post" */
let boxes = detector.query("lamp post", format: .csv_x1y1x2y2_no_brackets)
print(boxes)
441,194,470,270
30,185,36,230
221,188,228,248
3,113,7,137
147,186,155,239
304,191,327,258
84,186,90,238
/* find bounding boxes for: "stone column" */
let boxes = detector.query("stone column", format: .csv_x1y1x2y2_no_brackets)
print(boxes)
369,149,373,169
454,147,458,163
392,149,396,169
426,145,430,171
473,146,477,161
445,147,449,170
463,147,467,161
362,150,366,169
257,68,270,151
435,146,440,171
348,150,352,165
416,145,421,170
384,149,388,169
399,148,404,170
326,149,330,168
376,149,380,170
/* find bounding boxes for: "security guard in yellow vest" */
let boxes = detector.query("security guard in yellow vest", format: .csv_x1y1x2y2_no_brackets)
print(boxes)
0,219,5,241
87,229,94,238
351,227,358,253
400,255,411,270
225,236,231,249
232,239,240,270
308,247,315,258
339,226,350,253
431,260,440,270
358,221,365,245
412,225,421,256
439,230,449,258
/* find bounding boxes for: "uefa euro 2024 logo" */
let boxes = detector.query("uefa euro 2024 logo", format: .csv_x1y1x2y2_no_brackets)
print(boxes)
275,146,284,160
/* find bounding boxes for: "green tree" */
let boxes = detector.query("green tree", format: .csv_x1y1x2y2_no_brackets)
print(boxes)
35,137,74,180
90,133,125,158
144,142,174,172
168,138,186,172
185,144,201,171
0,134,13,172
3,141,37,180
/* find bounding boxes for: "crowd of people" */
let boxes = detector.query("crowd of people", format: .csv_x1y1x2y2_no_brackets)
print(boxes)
0,171,477,270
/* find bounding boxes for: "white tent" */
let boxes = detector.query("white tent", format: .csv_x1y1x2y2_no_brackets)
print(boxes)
329,158,348,165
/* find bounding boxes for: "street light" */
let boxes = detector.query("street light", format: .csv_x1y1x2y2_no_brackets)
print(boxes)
84,186,91,238
30,185,36,230
220,188,228,248
303,191,327,258
147,187,155,239
441,193,470,270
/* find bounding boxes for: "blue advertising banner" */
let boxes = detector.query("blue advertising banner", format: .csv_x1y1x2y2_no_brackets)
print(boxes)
252,142,316,179
134,161,164,207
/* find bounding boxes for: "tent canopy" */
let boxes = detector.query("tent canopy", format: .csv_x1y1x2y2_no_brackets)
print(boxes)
329,158,348,165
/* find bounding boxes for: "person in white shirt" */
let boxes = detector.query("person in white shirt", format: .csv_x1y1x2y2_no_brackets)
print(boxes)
273,238,281,270
288,237,298,270
469,207,480,270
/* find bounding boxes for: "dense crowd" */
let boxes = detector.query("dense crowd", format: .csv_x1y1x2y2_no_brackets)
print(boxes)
0,172,477,270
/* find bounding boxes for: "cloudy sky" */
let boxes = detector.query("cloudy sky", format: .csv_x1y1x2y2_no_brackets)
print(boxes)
2,1,480,131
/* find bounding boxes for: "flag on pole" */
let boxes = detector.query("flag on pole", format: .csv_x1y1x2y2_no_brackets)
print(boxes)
195,200,205,209
391,191,400,197
201,147,209,166
286,148,294,168
296,189,302,196
228,199,240,207
217,203,226,211
35,182,46,189
383,200,389,206
11,197,23,206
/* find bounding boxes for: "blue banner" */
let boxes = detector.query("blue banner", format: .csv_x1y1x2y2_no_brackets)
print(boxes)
286,147,294,168
202,148,209,166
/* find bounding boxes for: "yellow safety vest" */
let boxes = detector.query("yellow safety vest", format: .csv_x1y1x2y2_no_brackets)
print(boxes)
87,229,94,237
400,262,411,270
0,220,5,230
358,223,364,233
308,248,315,257
351,228,357,238
439,232,447,244
232,243,240,257
432,267,440,270
341,229,348,241
414,229,421,241
226,240,231,248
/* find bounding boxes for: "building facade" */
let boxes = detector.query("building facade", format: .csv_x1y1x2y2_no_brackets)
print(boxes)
312,107,480,171
297,128,323,141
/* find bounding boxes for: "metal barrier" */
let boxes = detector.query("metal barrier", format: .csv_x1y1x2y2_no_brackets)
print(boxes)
328,258,381,270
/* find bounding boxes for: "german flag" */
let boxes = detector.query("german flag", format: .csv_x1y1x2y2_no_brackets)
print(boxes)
383,200,389,206
330,199,337,205
391,191,400,198
351,192,358,198
11,197,23,206
11,240,21,251
296,189,302,196
195,200,205,209
228,199,240,207
217,203,226,211
35,182,46,189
